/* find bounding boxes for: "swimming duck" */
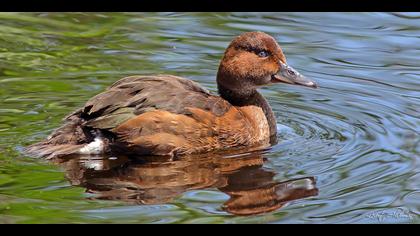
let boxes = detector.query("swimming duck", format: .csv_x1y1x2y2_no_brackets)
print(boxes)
26,31,317,159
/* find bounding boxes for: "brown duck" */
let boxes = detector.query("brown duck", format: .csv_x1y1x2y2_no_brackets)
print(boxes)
26,31,317,159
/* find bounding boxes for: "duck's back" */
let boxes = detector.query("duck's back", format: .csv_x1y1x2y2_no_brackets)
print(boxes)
27,75,270,158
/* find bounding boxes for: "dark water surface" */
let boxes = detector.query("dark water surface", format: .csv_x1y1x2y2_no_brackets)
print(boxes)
0,12,419,223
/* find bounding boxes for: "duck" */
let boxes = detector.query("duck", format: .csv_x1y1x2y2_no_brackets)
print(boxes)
26,31,317,159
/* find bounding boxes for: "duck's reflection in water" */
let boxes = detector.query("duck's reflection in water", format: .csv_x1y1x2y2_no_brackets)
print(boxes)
55,152,318,216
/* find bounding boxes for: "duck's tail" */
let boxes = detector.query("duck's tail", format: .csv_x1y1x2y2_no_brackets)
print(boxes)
25,115,103,159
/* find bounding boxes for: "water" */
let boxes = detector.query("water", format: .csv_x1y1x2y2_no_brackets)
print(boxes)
0,12,419,224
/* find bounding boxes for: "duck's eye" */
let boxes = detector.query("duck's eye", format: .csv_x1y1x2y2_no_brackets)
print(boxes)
257,50,269,58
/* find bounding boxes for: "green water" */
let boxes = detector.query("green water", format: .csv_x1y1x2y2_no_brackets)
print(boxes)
0,12,419,224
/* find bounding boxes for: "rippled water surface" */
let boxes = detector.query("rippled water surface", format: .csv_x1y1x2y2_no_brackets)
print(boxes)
0,12,419,224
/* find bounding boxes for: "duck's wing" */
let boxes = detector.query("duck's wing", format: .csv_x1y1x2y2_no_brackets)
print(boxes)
78,75,232,130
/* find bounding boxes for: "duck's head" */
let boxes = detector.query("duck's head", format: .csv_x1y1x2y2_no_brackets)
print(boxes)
217,31,317,98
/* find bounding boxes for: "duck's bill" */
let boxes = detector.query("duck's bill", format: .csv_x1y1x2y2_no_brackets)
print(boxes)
271,63,318,88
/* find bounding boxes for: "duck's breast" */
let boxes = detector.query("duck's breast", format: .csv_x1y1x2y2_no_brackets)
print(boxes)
235,105,271,144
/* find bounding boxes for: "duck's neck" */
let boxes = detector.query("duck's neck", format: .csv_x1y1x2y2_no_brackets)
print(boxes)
217,83,277,140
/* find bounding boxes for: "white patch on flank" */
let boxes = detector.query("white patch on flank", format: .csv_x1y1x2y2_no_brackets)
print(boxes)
78,137,104,155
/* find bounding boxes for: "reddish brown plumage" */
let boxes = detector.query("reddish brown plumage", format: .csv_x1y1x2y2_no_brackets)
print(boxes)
26,31,317,159
112,104,270,156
